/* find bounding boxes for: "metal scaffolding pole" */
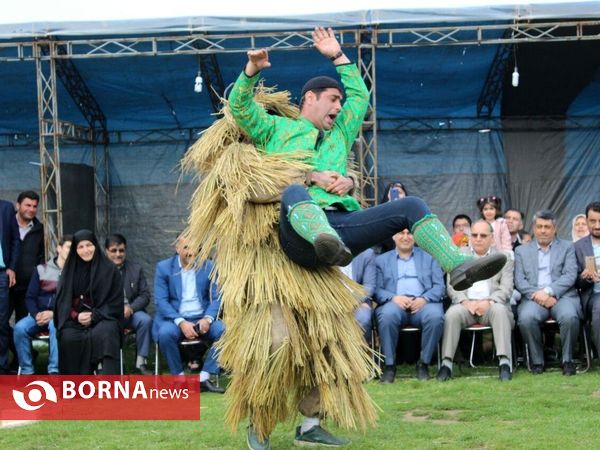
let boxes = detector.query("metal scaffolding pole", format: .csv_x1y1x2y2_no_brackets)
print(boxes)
35,42,62,258
357,28,379,205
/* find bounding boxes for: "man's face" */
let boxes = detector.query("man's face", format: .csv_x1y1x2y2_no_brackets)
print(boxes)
470,222,493,256
393,229,414,253
176,238,194,267
533,218,556,246
16,198,38,222
453,218,470,234
504,210,523,234
57,241,72,262
303,88,343,131
106,243,126,266
587,210,600,240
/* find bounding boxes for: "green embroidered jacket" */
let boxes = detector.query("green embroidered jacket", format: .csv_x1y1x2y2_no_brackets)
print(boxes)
228,63,369,211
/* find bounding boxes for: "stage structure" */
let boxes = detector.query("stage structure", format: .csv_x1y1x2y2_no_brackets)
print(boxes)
1,19,600,251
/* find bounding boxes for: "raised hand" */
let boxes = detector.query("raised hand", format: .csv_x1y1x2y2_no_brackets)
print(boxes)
245,49,271,77
312,27,341,59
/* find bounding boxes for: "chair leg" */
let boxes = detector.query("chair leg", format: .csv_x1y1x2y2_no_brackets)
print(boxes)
469,331,477,368
580,325,592,373
120,348,124,376
154,342,159,376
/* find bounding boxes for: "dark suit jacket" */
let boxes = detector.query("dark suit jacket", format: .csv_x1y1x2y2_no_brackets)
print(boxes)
514,238,580,315
0,200,20,270
351,248,376,299
374,247,445,305
120,260,151,313
574,235,597,312
154,255,221,323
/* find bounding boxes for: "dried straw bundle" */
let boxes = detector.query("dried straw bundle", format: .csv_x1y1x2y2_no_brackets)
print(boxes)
181,86,378,441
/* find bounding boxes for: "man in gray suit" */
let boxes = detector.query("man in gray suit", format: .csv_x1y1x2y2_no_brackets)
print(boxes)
374,229,445,382
340,248,376,343
574,201,600,353
437,220,514,382
515,209,581,376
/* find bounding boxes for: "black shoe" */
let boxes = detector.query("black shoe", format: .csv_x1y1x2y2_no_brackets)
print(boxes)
449,253,507,291
530,364,544,375
499,363,512,381
562,361,577,376
200,379,225,393
380,365,396,384
135,364,153,375
436,365,452,382
314,234,353,266
416,360,430,381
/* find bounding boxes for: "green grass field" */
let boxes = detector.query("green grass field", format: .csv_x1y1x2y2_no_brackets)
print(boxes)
4,361,600,450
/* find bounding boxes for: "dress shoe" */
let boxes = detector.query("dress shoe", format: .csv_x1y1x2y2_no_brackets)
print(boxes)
135,364,153,375
380,365,396,384
200,379,225,393
530,364,544,375
416,360,430,381
436,365,452,382
562,361,577,376
498,363,512,381
449,253,507,291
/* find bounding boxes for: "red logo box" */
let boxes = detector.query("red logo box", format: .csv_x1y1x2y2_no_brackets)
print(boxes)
0,375,200,420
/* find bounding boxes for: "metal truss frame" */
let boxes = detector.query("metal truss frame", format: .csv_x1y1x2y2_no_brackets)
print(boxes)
2,18,598,225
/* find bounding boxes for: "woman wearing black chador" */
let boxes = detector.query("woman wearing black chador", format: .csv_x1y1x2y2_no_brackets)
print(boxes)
54,229,123,374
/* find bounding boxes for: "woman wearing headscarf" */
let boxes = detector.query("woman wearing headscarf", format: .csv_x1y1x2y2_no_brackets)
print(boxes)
572,213,589,242
54,229,123,374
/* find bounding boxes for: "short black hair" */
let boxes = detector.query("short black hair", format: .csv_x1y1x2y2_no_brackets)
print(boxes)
452,214,472,227
104,233,127,249
585,202,600,218
505,208,525,221
533,209,556,225
17,191,39,204
59,234,73,245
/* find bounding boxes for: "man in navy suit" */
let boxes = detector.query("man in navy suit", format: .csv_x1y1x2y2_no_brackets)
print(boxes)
0,199,20,373
339,248,376,342
374,229,445,382
516,209,581,376
153,237,224,392
574,202,600,354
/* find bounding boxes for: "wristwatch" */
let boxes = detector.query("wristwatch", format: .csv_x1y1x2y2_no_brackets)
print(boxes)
203,316,214,325
543,287,554,297
330,50,344,61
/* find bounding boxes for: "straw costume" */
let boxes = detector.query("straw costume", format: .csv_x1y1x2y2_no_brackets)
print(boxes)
181,83,378,442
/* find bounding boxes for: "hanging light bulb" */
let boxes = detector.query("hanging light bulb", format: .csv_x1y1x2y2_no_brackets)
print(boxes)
511,66,519,87
194,71,203,93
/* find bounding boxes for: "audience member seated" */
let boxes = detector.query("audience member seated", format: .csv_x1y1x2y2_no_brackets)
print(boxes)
105,233,153,375
339,248,376,343
437,221,514,382
54,230,123,374
452,214,472,248
477,196,512,252
14,235,72,374
374,229,445,382
574,202,600,355
504,208,525,251
153,236,224,393
572,214,589,243
515,210,581,376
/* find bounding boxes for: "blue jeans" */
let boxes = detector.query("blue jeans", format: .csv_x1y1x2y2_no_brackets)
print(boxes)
279,184,430,268
14,314,59,374
0,271,10,370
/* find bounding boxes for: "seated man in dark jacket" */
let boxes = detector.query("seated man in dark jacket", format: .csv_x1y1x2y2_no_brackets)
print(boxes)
13,235,71,374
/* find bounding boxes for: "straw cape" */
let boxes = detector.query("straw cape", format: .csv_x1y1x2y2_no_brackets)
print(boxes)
181,84,378,440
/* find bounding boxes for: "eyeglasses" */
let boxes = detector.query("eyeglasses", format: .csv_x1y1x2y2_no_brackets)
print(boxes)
471,233,490,238
108,248,125,253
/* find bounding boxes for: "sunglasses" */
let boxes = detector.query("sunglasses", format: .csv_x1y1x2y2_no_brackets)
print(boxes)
108,248,125,253
471,233,490,238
